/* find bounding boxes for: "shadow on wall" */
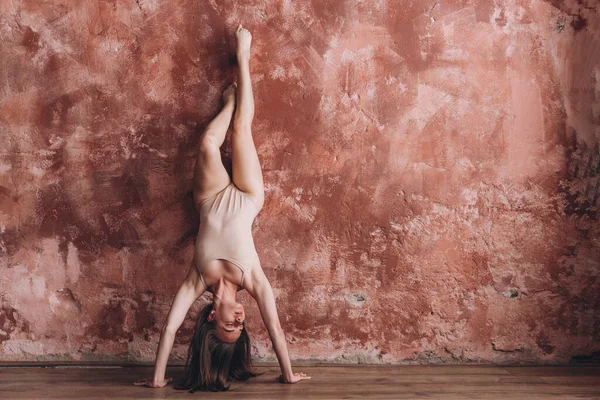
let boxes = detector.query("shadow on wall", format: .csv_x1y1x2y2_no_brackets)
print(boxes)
543,0,600,363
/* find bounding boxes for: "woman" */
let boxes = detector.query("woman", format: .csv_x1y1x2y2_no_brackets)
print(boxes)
134,24,311,390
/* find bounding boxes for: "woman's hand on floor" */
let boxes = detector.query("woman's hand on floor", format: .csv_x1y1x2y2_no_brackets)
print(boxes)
278,372,311,384
133,377,173,388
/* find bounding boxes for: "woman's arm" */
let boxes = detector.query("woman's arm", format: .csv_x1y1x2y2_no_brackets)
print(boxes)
134,265,205,388
251,268,311,384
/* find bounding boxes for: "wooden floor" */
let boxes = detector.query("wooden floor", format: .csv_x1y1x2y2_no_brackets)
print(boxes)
0,364,599,399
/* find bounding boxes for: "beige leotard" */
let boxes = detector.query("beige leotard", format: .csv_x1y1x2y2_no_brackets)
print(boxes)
194,181,260,290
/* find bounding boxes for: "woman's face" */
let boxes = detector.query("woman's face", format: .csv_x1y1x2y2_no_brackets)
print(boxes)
208,300,245,343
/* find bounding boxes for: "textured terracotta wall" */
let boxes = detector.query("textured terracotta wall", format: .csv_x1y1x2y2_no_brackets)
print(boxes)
1,0,599,363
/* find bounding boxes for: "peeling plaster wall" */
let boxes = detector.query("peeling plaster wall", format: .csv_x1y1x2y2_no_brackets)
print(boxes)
0,0,599,363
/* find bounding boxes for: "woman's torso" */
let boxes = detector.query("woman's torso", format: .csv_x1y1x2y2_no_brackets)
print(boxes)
193,181,261,291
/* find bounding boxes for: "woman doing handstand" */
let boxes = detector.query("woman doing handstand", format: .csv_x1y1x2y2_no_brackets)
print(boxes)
134,24,310,391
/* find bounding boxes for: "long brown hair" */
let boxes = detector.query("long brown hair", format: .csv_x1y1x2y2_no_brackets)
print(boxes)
174,302,258,392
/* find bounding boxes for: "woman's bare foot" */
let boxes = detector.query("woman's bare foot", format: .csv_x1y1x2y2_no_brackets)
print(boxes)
223,82,237,105
235,24,252,63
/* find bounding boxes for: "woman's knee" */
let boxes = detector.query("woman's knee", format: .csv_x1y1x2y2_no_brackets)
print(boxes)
198,136,220,155
233,111,254,130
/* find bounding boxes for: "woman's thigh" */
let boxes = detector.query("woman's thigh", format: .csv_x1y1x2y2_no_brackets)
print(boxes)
231,127,264,202
193,139,231,205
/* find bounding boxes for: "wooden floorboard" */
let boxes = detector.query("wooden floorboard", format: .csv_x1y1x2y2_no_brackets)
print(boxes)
0,365,598,399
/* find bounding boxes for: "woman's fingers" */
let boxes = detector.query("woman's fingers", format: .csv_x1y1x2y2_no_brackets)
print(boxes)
278,373,311,384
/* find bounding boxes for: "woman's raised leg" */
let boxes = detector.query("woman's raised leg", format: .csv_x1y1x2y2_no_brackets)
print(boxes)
193,84,236,207
232,24,264,209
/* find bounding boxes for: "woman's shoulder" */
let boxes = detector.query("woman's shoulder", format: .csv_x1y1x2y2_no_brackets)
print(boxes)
242,262,270,299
